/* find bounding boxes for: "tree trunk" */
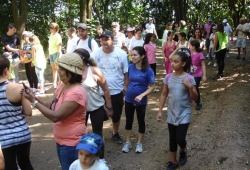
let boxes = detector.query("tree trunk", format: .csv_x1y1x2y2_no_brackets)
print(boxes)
11,0,27,38
80,0,87,23
87,0,93,19
173,0,188,21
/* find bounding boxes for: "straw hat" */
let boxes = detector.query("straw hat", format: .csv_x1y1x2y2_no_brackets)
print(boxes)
56,53,83,75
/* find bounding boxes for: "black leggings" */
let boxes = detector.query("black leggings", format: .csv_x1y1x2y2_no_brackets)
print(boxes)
125,101,146,133
86,106,105,159
168,123,189,152
25,63,38,88
215,49,227,76
2,141,33,170
194,77,201,104
150,63,156,76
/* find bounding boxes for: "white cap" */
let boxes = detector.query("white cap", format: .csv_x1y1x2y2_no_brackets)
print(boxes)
222,19,227,23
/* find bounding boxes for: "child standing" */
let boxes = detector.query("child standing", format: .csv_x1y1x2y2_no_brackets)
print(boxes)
144,33,157,76
122,47,155,153
121,46,131,64
69,133,109,170
162,30,177,74
177,32,189,49
157,48,198,170
208,25,217,67
2,52,19,82
189,40,207,110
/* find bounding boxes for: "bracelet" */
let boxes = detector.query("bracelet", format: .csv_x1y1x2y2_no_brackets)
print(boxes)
104,105,113,111
31,100,38,108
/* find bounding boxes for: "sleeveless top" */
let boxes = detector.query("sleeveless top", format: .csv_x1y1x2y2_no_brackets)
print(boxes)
178,41,188,48
33,44,47,69
0,81,31,149
165,40,176,59
216,32,228,52
82,66,105,112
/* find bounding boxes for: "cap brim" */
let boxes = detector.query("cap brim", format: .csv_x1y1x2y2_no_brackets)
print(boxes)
76,143,98,154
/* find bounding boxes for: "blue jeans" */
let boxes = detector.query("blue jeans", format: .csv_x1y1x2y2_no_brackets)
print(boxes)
56,143,78,170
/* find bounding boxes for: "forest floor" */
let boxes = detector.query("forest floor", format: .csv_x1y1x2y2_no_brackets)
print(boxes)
20,38,250,170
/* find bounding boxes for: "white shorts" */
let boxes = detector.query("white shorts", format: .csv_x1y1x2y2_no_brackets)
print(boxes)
236,38,246,48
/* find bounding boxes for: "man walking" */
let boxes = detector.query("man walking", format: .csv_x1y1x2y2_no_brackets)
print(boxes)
145,18,158,39
111,22,126,48
235,18,249,61
76,23,99,54
91,30,128,144
222,19,233,58
1,23,21,83
66,27,79,53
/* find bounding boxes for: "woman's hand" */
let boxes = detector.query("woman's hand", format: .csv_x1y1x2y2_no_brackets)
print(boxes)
20,87,36,103
156,112,162,122
106,109,113,118
134,94,143,103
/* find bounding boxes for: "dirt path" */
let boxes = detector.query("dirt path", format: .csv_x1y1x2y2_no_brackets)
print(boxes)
24,40,250,170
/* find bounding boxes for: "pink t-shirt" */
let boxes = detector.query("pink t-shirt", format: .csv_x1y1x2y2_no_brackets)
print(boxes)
204,24,212,38
191,52,205,77
144,42,157,64
53,83,88,146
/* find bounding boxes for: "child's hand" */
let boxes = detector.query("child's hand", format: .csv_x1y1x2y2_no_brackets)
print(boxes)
202,76,207,81
182,78,193,88
156,112,162,122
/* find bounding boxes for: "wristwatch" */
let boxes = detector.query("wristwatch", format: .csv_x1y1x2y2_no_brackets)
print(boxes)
31,100,39,108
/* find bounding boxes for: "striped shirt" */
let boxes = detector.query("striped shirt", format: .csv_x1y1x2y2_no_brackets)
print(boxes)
0,81,31,149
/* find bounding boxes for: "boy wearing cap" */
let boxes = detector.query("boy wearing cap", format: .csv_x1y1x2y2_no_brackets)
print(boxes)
91,30,128,145
1,24,21,83
111,22,126,48
222,19,232,57
69,133,109,170
204,18,213,58
76,23,99,54
145,18,158,39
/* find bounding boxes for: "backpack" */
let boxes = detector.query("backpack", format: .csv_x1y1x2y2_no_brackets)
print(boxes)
77,37,92,51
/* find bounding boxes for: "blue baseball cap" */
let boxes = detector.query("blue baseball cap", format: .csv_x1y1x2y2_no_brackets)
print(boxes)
76,133,103,154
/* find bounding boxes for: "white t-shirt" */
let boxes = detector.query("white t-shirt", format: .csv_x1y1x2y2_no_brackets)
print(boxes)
76,37,99,54
91,47,128,95
224,24,232,41
69,159,109,170
125,36,134,49
146,23,155,33
209,33,215,49
128,38,144,50
113,32,126,48
66,35,80,53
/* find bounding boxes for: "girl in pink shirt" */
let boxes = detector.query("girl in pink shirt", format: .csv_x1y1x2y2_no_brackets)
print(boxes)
144,33,157,76
190,40,207,110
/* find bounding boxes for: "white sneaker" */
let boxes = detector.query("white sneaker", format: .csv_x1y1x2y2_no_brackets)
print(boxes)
206,54,210,58
213,63,217,67
207,61,211,66
135,143,143,153
122,142,132,153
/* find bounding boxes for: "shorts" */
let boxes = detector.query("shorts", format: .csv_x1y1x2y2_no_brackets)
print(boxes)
236,38,246,48
104,91,124,123
49,52,58,63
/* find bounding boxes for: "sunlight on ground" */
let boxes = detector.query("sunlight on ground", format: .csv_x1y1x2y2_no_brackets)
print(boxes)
211,88,225,92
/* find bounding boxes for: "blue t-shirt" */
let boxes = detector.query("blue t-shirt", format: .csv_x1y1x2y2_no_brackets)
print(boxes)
125,64,155,105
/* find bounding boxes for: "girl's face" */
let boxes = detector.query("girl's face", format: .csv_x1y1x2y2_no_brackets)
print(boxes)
23,34,29,42
212,29,216,33
150,35,156,42
135,31,142,39
78,150,96,169
189,44,195,51
168,34,174,41
178,34,184,41
131,50,143,64
170,54,185,71
195,30,201,37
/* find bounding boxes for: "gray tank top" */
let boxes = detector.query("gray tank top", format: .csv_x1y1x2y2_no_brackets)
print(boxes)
82,66,105,112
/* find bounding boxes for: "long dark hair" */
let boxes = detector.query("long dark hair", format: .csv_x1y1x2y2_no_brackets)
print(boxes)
217,23,225,34
175,48,192,73
190,40,202,52
73,48,97,66
194,28,203,40
0,56,10,76
132,46,149,72
143,33,155,46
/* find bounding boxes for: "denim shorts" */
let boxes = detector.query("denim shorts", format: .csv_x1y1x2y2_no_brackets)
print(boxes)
49,52,58,63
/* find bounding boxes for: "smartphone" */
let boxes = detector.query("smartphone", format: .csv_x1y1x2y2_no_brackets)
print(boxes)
22,82,28,93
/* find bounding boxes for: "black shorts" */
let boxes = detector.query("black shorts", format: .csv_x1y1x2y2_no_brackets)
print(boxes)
103,91,124,123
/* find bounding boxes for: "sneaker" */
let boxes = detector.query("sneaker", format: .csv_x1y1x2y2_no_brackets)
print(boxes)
206,54,210,58
195,103,202,110
226,54,229,58
166,161,179,170
213,63,217,67
122,142,132,153
179,150,187,166
112,133,123,144
207,61,211,66
135,143,143,153
213,75,222,80
236,56,240,59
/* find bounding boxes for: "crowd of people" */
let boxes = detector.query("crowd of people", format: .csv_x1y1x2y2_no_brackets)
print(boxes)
0,16,249,170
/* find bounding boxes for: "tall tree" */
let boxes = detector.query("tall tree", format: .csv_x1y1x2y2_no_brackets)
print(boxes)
172,0,188,21
80,0,93,22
